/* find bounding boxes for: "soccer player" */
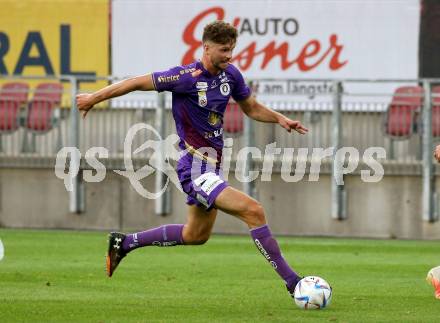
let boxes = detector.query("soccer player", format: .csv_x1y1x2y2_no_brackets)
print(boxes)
76,21,308,299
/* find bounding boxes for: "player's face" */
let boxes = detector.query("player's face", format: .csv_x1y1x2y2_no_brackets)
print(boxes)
207,41,235,71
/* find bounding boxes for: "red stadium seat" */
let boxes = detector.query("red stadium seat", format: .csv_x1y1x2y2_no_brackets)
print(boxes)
384,86,423,139
26,83,63,132
22,83,63,153
0,82,29,132
224,101,244,134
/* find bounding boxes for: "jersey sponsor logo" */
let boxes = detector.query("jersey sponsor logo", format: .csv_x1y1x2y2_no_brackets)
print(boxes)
158,74,180,83
198,90,207,107
194,172,224,195
196,81,208,90
220,83,230,96
180,67,196,75
208,111,221,126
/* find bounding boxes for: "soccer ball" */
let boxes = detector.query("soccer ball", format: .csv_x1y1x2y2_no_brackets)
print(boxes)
294,276,332,310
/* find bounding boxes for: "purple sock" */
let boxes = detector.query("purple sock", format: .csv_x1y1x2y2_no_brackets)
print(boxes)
122,224,184,252
250,224,301,291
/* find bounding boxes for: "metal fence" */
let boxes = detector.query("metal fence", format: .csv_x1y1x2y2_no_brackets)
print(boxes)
1,75,439,221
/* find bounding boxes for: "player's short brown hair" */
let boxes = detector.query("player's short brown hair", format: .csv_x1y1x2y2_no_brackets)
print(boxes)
202,20,238,45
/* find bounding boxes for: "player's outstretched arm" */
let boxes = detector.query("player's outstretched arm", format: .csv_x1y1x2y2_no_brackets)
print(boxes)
237,95,308,134
76,74,155,118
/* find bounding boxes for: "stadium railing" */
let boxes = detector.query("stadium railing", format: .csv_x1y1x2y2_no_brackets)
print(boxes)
0,75,439,221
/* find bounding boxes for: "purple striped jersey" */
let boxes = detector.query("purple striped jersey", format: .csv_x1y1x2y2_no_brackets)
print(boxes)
152,61,251,162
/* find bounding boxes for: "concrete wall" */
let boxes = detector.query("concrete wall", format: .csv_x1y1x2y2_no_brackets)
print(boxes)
1,168,439,240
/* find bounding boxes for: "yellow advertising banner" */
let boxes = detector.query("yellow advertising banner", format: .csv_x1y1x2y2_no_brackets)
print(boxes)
0,0,109,105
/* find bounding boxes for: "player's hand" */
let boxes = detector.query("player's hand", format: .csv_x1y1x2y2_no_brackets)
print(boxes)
279,117,308,134
434,145,440,163
76,93,95,119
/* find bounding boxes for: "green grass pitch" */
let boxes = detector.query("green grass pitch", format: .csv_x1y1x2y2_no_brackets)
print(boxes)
0,229,439,322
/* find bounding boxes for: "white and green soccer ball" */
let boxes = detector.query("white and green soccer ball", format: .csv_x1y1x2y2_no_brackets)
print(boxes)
294,276,332,310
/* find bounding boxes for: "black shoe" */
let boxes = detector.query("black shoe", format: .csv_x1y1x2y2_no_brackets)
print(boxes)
287,285,295,298
287,276,303,298
106,232,127,277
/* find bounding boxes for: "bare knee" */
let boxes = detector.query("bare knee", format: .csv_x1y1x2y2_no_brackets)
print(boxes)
184,234,210,245
241,201,266,228
182,226,211,245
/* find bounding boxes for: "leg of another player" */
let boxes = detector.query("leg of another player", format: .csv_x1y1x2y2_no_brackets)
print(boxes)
122,205,217,252
214,186,301,292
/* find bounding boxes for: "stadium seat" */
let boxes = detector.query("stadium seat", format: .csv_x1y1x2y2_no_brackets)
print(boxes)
0,82,29,152
22,83,63,153
0,82,29,132
224,100,244,134
26,83,63,132
383,86,423,139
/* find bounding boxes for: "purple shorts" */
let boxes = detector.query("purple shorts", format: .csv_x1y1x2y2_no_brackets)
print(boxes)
177,154,228,211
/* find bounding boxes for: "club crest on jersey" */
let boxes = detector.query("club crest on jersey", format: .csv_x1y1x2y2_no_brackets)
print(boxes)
220,83,230,96
208,112,221,126
198,91,207,107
